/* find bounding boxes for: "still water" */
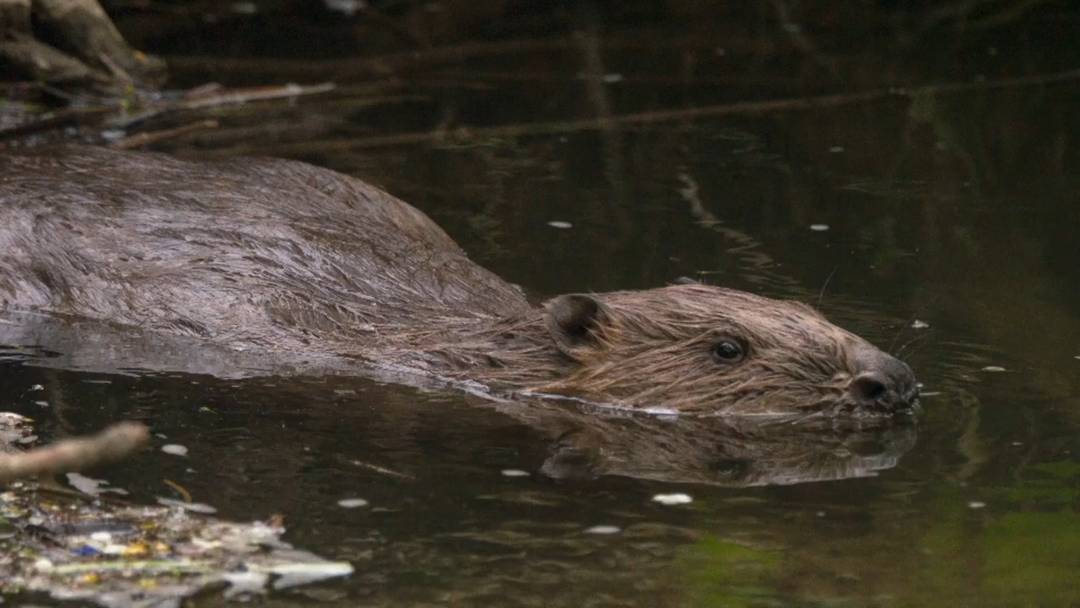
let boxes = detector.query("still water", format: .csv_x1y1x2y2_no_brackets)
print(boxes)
3,3,1080,606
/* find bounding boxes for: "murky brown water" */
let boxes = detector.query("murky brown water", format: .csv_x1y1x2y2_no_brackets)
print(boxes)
3,3,1080,606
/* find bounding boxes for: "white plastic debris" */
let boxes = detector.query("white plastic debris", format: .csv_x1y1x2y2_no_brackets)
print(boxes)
652,493,693,506
584,525,621,535
337,498,369,509
162,444,189,457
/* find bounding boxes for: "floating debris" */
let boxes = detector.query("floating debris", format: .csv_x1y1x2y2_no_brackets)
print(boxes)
1,479,353,607
66,472,128,497
809,224,830,232
500,469,530,478
161,444,189,457
584,525,621,535
546,221,573,229
652,493,693,506
337,498,369,509
156,497,218,514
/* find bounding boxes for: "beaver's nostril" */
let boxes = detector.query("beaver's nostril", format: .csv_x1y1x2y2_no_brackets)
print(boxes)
851,373,889,404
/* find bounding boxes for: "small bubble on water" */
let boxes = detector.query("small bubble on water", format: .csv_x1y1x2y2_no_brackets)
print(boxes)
968,501,986,509
547,221,573,229
161,444,189,457
231,2,257,14
584,525,621,535
652,493,693,506
809,224,830,232
911,320,930,329
501,469,530,478
981,366,1007,373
337,498,369,509
325,0,364,16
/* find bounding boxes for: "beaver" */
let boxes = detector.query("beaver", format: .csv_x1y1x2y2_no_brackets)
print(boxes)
0,146,917,416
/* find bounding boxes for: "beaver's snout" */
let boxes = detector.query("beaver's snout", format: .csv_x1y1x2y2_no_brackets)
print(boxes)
848,346,918,412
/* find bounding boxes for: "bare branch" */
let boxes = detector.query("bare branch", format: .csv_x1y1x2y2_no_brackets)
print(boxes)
0,422,149,484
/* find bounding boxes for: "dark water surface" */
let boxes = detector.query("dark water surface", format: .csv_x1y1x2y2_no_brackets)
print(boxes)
4,3,1080,606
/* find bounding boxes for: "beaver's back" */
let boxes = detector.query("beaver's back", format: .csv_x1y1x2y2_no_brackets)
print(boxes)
0,146,528,353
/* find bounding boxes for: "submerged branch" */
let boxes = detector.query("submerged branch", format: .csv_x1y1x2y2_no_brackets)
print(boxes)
257,67,1080,152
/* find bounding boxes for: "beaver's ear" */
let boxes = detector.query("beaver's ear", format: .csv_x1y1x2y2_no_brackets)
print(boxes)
544,294,611,357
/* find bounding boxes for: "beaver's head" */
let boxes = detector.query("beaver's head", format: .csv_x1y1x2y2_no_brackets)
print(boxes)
536,284,917,416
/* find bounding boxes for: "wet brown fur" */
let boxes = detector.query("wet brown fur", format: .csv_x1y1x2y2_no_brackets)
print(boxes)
0,146,903,416
387,284,872,414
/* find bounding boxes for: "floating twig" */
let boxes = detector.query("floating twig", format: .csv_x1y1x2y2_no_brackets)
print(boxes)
111,119,219,148
109,82,336,129
0,422,149,484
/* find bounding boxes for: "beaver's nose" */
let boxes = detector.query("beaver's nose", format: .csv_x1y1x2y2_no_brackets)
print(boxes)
848,346,918,411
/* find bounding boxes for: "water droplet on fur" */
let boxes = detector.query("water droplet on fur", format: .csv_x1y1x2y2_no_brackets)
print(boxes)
501,469,530,478
547,221,573,229
809,224,830,232
981,366,1006,373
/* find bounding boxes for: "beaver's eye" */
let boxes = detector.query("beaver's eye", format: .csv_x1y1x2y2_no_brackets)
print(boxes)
711,340,744,363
